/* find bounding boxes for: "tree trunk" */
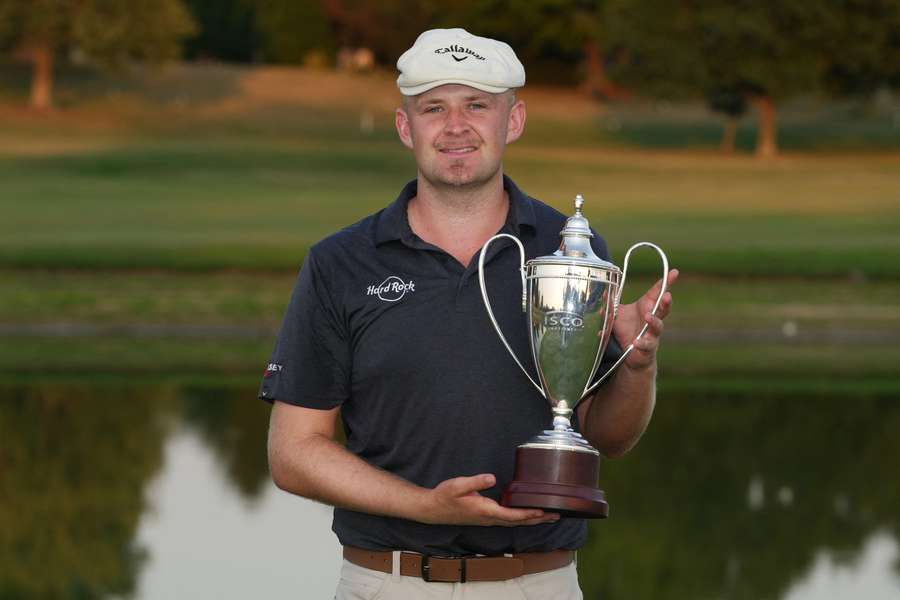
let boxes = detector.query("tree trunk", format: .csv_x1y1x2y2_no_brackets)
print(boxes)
28,40,54,111
581,39,628,100
752,95,777,158
720,116,737,154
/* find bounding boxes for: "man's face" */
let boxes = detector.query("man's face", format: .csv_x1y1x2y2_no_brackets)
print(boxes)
395,84,526,190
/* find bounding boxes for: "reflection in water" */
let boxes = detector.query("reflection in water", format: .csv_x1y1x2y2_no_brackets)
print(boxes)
1,381,898,599
133,428,340,599
0,383,172,599
580,389,900,600
784,532,899,600
180,385,271,503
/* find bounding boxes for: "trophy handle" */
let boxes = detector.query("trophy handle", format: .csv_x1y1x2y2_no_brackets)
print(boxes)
582,242,669,397
478,234,547,398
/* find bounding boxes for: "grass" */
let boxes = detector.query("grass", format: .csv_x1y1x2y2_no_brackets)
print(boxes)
1,270,897,379
3,271,898,331
1,138,898,276
1,64,899,276
2,334,895,382
0,336,271,376
0,270,292,326
0,63,897,379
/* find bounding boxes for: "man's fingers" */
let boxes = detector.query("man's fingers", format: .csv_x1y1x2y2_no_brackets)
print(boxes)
515,514,562,527
645,314,665,337
622,269,677,367
485,503,556,524
654,291,673,319
476,497,546,522
642,269,677,320
660,268,680,291
495,515,561,527
634,336,658,354
433,477,565,526
442,473,496,497
645,268,679,299
634,314,663,346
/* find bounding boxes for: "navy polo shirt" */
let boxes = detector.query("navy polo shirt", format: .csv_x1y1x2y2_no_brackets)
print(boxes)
260,175,622,556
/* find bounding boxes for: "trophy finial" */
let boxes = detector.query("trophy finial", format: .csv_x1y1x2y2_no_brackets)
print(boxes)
557,194,594,259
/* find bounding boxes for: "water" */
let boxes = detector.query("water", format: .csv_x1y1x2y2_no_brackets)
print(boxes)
133,428,339,599
1,380,898,599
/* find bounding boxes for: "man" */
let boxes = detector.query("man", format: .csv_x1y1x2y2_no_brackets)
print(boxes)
261,28,677,599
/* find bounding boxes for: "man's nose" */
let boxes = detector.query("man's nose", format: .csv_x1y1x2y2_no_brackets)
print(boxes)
442,107,471,135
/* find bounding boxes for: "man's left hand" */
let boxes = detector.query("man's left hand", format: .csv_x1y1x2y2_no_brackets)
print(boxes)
612,269,679,370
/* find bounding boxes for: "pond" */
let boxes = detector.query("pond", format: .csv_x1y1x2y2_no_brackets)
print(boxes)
1,379,898,599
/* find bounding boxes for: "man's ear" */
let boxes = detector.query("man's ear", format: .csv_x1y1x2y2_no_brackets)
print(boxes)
395,107,414,149
505,99,526,144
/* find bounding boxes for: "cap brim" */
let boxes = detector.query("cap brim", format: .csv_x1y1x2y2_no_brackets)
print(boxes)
398,78,511,96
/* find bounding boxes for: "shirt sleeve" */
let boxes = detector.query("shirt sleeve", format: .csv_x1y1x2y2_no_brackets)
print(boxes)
259,250,351,408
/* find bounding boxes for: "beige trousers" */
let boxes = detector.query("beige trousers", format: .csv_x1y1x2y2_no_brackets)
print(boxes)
334,557,583,600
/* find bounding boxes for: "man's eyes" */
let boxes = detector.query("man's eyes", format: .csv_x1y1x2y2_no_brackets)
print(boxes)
421,103,488,114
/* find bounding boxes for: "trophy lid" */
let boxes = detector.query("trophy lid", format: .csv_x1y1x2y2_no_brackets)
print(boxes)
537,195,617,270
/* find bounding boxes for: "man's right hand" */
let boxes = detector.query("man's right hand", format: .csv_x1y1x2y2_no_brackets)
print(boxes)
420,473,560,527
270,403,559,527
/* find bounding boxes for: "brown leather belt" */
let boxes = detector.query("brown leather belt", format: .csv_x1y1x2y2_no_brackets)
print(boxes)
343,546,574,583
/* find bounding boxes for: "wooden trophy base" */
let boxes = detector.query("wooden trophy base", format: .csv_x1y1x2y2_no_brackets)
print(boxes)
501,445,609,518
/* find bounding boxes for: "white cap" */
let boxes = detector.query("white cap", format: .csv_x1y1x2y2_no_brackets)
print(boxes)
396,28,525,96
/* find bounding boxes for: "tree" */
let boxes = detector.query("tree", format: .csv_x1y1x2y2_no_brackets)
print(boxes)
445,0,627,92
818,0,900,97
602,0,900,157
318,0,440,66
182,0,261,62
693,3,828,158
313,0,623,90
706,87,748,154
248,0,333,64
0,0,196,110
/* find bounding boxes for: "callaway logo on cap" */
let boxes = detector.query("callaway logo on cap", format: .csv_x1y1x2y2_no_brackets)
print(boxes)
396,28,526,96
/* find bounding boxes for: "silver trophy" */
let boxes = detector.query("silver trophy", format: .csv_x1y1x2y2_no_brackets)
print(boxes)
478,195,668,517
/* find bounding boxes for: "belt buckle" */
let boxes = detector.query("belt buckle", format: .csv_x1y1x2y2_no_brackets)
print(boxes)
420,554,432,582
421,555,467,583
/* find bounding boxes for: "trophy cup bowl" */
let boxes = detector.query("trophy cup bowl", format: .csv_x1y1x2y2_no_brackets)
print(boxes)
478,195,668,518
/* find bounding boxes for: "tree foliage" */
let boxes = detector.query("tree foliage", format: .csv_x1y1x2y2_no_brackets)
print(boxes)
602,0,900,156
313,0,612,85
182,0,261,62
0,0,196,108
317,0,441,65
0,0,196,65
250,0,334,63
818,0,900,96
443,0,603,85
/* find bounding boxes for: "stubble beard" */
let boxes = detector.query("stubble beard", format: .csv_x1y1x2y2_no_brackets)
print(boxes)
422,146,503,191
423,163,501,194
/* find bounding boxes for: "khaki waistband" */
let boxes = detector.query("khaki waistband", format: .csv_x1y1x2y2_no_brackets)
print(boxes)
342,546,574,583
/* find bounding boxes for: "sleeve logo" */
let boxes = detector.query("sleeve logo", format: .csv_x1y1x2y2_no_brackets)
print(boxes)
264,363,283,377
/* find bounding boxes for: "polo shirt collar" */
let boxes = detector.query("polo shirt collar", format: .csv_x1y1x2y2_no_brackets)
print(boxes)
374,175,537,246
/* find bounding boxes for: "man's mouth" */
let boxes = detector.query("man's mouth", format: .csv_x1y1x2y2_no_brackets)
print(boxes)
438,145,478,155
